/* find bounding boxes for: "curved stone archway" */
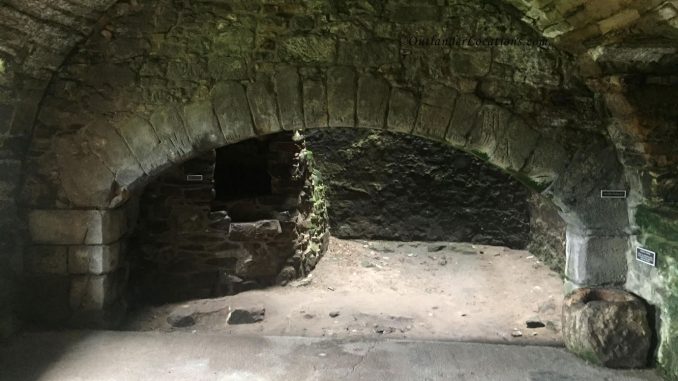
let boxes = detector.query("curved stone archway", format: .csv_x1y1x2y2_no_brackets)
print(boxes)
17,0,630,331
23,69,630,325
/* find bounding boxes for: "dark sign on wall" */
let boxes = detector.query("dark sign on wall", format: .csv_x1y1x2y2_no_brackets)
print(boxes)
636,247,657,267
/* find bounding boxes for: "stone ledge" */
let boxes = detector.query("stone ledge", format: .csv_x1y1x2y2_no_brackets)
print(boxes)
229,220,283,241
29,209,127,245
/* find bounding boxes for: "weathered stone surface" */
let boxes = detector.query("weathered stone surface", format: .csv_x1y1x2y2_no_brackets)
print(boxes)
548,142,627,232
306,128,531,248
303,79,328,128
490,116,540,172
446,93,482,147
212,27,254,56
246,80,282,135
520,137,569,190
274,67,304,131
422,84,458,109
565,229,628,286
227,305,265,325
149,106,193,163
29,210,126,245
413,104,452,140
117,116,170,176
357,74,389,129
279,36,335,64
562,288,651,368
327,67,356,128
528,193,567,274
337,40,399,67
70,273,118,310
387,88,418,133
55,134,116,208
81,122,145,189
211,82,256,143
68,243,120,275
466,104,511,158
450,49,492,77
183,101,224,151
229,220,282,241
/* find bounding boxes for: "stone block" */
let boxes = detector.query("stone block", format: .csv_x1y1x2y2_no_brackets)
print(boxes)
117,116,171,176
548,142,628,232
387,88,418,133
68,243,120,275
449,49,492,77
70,273,118,310
274,66,304,131
490,116,540,172
466,104,511,156
562,288,650,368
207,55,248,80
446,93,481,147
565,230,628,286
81,122,145,189
29,209,126,245
520,137,569,189
212,28,254,56
55,134,117,208
279,36,336,64
413,104,452,140
211,81,257,143
337,41,399,67
422,84,458,110
24,246,68,274
149,106,193,163
183,101,225,151
229,220,282,241
327,67,356,128
357,74,390,129
246,79,282,135
303,79,328,128
389,5,440,23
598,9,640,35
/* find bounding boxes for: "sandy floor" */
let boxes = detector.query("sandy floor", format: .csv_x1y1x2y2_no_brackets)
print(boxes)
123,238,564,345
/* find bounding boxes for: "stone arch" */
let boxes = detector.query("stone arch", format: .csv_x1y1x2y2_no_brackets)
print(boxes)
17,0,632,326
24,69,630,325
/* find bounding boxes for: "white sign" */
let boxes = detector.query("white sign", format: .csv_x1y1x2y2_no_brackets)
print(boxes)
186,174,204,182
600,190,627,199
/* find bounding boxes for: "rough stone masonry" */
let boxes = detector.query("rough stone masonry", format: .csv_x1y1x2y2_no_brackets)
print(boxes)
0,0,676,378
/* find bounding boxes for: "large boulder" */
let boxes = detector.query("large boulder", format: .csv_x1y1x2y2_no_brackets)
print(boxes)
562,288,651,368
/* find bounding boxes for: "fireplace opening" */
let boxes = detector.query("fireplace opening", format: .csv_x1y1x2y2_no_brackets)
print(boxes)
214,138,272,203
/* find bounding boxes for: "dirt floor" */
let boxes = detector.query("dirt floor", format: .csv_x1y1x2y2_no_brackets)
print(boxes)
123,238,564,346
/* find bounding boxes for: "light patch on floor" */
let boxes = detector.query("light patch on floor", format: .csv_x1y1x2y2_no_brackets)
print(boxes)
124,238,564,345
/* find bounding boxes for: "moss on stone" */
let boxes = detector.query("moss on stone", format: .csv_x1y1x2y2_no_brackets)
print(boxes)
636,205,678,380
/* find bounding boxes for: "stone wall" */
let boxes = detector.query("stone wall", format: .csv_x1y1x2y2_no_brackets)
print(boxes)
528,193,567,274
128,132,329,304
306,128,531,249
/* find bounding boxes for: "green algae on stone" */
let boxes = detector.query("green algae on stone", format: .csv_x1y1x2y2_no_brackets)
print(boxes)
279,36,336,64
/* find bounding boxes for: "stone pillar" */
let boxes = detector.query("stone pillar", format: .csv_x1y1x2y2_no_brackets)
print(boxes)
24,209,128,327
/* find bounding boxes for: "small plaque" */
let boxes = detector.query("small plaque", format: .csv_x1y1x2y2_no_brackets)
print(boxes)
636,247,656,267
600,190,627,199
186,174,204,182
